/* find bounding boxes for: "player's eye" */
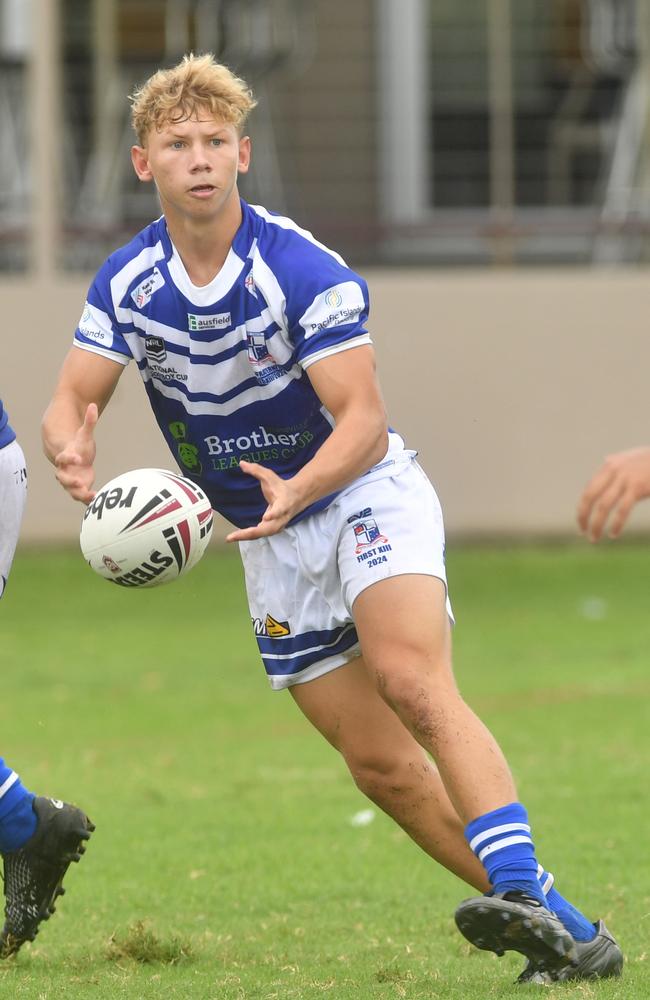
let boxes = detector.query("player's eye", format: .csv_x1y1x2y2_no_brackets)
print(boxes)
171,140,185,149
210,138,223,147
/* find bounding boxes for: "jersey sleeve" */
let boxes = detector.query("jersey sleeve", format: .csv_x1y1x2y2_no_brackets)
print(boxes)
74,258,133,365
279,240,372,369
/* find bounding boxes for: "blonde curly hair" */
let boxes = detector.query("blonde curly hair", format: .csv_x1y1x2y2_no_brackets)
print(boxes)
130,53,257,145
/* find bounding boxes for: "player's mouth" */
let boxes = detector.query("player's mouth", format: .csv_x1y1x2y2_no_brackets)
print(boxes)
189,184,217,198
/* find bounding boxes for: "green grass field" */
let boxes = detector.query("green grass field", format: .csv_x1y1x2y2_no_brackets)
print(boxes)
0,540,649,999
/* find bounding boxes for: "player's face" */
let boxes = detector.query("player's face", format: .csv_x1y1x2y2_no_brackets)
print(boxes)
131,113,251,223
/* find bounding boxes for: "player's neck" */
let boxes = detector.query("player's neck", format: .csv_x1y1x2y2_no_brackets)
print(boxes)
164,195,242,287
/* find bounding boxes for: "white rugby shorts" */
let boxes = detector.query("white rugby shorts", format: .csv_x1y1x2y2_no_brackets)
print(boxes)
239,454,453,690
0,440,27,599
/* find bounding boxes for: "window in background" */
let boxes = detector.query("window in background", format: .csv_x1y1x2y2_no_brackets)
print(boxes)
0,0,29,271
60,0,312,272
378,0,646,265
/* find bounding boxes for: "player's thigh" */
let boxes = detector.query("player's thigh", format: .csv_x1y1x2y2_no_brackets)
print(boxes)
289,654,428,769
353,574,456,693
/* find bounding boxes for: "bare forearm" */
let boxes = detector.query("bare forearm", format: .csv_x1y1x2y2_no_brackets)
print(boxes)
42,393,89,463
291,409,388,510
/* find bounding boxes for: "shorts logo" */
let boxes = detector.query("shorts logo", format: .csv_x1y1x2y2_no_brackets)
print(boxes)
252,613,291,638
131,267,165,308
352,514,389,555
188,312,231,332
145,336,167,363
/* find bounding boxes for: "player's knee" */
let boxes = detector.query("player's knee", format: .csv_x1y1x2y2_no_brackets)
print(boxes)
373,669,454,744
345,752,410,801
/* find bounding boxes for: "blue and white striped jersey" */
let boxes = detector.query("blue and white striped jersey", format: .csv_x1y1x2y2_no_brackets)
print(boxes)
74,200,389,527
0,398,16,450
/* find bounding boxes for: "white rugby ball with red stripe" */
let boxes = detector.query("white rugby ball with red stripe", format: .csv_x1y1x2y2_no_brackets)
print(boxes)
80,468,213,587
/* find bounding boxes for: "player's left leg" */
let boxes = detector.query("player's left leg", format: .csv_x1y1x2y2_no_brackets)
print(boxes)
352,574,606,975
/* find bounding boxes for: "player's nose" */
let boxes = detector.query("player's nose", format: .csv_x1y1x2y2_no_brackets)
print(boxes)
188,145,212,171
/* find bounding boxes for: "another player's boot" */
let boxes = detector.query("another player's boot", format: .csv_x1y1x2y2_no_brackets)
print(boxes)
0,796,94,957
516,919,623,984
455,890,577,975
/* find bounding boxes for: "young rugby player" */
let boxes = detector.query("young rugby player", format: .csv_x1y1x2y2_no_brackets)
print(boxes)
42,55,620,983
0,398,93,957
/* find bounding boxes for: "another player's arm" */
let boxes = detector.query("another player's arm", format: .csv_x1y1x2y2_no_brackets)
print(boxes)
227,344,388,541
42,348,125,503
577,446,650,541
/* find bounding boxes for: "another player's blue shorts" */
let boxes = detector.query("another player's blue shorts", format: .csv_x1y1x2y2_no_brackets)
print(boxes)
239,451,452,689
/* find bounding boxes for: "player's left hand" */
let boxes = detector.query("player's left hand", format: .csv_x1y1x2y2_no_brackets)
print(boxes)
226,461,303,541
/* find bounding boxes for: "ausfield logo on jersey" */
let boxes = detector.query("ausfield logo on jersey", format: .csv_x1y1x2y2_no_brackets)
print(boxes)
299,281,365,339
188,312,231,331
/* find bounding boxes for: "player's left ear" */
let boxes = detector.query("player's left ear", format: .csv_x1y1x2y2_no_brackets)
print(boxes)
238,136,251,175
131,145,154,182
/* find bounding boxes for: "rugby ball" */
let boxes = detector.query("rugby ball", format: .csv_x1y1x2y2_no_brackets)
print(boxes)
80,468,213,587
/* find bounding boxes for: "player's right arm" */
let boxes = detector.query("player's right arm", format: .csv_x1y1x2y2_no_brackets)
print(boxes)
42,348,124,503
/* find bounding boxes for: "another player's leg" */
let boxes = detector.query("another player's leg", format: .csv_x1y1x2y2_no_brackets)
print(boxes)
0,439,27,600
0,443,94,956
0,760,95,957
353,575,579,974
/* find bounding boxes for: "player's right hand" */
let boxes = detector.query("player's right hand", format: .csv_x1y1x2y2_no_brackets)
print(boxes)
577,446,650,541
53,403,98,504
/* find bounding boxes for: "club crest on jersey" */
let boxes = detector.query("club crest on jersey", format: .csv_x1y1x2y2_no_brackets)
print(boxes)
247,332,284,385
352,518,388,554
247,332,272,364
252,613,291,638
131,267,165,308
145,336,167,363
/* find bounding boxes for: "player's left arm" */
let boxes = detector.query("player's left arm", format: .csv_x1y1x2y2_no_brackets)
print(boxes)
226,345,388,541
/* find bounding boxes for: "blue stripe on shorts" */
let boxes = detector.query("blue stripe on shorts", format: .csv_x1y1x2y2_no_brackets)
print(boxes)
259,623,359,678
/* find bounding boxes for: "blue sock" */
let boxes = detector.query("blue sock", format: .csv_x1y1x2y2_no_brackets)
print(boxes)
0,760,36,853
538,866,596,942
465,802,546,906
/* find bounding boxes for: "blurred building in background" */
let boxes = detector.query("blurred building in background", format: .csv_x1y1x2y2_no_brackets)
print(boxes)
4,0,650,542
2,0,650,272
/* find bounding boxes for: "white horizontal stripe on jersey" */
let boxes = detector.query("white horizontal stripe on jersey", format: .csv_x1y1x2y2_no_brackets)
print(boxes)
127,325,303,397
250,204,347,266
75,342,130,366
0,771,18,799
477,835,533,862
129,311,277,357
300,335,373,369
111,241,166,323
142,367,299,415
469,822,532,852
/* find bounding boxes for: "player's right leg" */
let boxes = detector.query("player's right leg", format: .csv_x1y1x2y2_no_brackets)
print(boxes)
0,439,27,599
